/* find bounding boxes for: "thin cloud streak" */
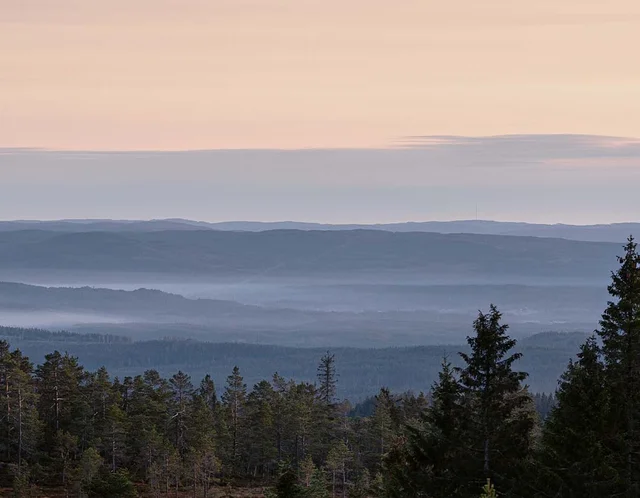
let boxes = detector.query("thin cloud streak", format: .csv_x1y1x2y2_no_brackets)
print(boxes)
1,135,638,224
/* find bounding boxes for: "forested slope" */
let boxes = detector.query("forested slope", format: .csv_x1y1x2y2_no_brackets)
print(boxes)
0,229,619,279
1,326,586,400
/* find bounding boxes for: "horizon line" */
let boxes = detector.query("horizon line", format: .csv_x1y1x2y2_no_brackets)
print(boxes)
3,133,640,154
1,218,639,228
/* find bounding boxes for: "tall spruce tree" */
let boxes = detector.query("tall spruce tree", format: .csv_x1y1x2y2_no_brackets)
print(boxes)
539,337,616,497
597,236,640,496
456,305,535,496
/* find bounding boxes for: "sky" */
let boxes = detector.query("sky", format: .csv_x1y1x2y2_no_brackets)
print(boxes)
1,1,639,223
1,136,639,224
3,0,640,149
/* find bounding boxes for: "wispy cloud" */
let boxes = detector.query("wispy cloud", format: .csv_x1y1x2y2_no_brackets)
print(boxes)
0,135,638,224
394,134,640,167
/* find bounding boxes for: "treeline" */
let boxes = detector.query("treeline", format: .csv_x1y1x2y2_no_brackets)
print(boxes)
0,237,638,497
3,328,588,400
0,326,131,344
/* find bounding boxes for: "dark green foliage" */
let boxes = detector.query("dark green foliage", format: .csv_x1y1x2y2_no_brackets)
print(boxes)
1,238,639,497
317,351,338,407
4,324,590,400
597,236,640,495
456,305,536,495
268,463,305,498
539,337,615,497
222,365,247,473
383,358,465,497
384,307,536,498
88,469,137,498
536,236,640,497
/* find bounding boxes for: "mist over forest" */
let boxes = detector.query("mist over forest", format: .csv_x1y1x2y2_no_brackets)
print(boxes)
0,223,623,349
0,220,629,392
1,219,639,497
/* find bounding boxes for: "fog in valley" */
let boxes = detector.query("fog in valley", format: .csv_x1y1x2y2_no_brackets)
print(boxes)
0,222,629,396
0,222,620,347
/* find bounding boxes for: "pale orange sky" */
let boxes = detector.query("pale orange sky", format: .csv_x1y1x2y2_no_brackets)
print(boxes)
2,0,640,150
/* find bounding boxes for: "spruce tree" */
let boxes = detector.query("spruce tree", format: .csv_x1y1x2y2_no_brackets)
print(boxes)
539,337,615,497
383,357,464,497
597,236,640,495
456,305,535,496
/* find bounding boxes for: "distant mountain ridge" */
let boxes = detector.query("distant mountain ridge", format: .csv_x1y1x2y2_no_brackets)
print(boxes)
0,219,638,242
0,229,622,279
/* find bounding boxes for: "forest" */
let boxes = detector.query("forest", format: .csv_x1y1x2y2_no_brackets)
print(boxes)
0,237,639,497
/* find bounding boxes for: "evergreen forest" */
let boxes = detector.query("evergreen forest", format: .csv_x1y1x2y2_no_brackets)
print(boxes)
1,237,639,497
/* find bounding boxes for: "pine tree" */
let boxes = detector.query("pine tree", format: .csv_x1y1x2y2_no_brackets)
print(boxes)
456,305,535,496
350,468,371,498
306,467,330,498
104,404,127,473
597,236,640,496
125,369,172,471
222,366,247,473
185,390,218,498
199,374,217,412
316,353,340,464
169,370,194,458
289,382,319,466
35,351,86,485
35,351,85,440
326,439,351,498
371,388,397,461
246,380,277,477
70,446,102,497
0,343,41,488
271,373,291,462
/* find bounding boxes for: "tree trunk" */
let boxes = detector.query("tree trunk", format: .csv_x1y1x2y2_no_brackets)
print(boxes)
4,369,10,461
193,463,197,498
332,470,336,498
484,437,490,474
17,386,23,471
54,370,60,432
626,328,635,497
112,426,117,472
165,456,170,496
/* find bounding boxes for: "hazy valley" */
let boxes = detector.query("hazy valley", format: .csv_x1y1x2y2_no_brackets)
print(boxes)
0,223,627,401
